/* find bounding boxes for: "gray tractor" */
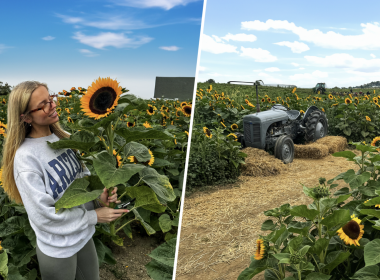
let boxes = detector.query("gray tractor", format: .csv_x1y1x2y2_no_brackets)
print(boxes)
235,104,328,164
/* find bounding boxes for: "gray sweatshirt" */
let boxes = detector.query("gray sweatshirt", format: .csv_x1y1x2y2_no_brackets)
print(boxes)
14,132,99,258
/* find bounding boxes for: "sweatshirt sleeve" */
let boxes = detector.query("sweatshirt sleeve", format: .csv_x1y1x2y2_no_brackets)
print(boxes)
15,171,98,236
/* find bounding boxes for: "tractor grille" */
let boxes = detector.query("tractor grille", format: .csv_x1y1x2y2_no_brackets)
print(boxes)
244,122,261,144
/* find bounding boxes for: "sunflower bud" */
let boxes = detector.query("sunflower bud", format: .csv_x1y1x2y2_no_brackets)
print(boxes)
289,251,302,265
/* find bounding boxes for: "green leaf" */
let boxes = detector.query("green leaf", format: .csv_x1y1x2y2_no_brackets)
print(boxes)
237,260,267,280
122,223,133,240
139,167,176,202
274,253,291,264
124,141,152,162
288,221,311,236
271,225,286,243
299,245,311,257
261,220,276,231
323,251,350,274
145,259,173,280
148,238,176,267
310,238,329,255
159,214,172,233
364,239,380,266
360,209,380,219
133,209,156,235
55,178,103,212
165,233,177,242
332,151,357,161
47,130,97,152
290,205,319,221
336,194,351,204
111,235,124,246
0,251,8,278
351,265,379,280
321,209,350,230
123,185,166,213
115,128,173,143
0,216,25,237
92,151,145,188
305,272,331,280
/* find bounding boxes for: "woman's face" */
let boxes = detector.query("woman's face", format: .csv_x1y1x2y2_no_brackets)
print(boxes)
23,86,59,127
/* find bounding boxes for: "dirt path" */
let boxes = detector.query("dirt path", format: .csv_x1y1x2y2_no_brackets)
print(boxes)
99,228,163,280
175,151,360,280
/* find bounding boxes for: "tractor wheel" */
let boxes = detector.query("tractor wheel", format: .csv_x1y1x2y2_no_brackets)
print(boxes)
274,135,294,164
304,110,328,142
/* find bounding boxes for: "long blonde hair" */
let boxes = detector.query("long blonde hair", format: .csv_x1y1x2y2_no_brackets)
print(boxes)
1,81,84,205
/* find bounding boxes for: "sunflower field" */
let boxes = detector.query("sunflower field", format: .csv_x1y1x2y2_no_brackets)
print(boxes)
195,82,380,144
0,78,192,280
239,143,380,280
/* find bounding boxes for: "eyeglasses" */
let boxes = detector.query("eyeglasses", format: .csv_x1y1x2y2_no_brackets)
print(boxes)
28,95,58,114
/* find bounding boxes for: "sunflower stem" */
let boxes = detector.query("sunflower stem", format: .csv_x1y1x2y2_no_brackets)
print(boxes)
116,218,137,234
115,206,138,224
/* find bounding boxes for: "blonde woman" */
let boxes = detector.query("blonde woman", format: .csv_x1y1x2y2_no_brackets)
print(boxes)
1,81,129,280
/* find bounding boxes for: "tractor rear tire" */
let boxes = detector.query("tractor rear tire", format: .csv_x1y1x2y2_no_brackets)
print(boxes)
304,110,328,143
274,135,294,164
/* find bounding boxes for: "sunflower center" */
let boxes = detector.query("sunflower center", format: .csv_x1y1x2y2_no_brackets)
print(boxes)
149,107,154,113
184,106,191,114
89,87,116,114
342,220,360,239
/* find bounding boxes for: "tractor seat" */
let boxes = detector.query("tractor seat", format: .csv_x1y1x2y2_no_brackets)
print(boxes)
286,110,301,121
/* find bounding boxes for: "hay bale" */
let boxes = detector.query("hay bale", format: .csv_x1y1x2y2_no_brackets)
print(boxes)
315,136,347,154
294,143,329,159
241,147,287,177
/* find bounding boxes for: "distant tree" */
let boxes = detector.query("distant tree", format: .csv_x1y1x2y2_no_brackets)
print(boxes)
0,81,11,95
206,79,215,83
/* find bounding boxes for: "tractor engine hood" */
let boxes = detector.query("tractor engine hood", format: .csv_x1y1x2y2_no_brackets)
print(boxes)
243,109,289,149
243,109,288,123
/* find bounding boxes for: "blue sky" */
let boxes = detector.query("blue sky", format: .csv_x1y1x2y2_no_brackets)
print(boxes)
198,0,380,88
0,0,204,99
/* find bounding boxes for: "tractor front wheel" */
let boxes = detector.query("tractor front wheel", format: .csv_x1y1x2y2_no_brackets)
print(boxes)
274,135,294,164
304,110,328,142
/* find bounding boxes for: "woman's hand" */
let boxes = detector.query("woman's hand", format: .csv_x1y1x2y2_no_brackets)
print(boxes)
95,207,129,223
99,187,121,207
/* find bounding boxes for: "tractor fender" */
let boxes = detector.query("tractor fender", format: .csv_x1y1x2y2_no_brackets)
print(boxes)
302,106,320,126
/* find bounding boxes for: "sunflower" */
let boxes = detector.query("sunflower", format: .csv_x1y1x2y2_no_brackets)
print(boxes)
128,155,138,164
180,102,187,107
113,150,123,167
371,136,380,147
147,104,155,115
161,105,169,112
267,98,271,103
227,133,237,141
182,105,192,117
261,98,265,102
127,122,135,128
65,108,70,114
241,105,245,110
185,131,189,136
203,127,212,139
366,116,371,122
80,77,122,120
374,97,379,104
245,99,250,104
176,110,182,117
229,124,238,131
300,110,305,114
143,121,152,128
345,98,352,104
140,150,155,166
292,87,297,94
328,94,333,100
67,116,74,123
221,122,226,128
254,239,267,260
337,215,364,246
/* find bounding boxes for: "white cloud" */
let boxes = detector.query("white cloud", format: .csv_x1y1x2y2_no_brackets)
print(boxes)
304,53,380,72
110,0,201,10
79,49,99,57
289,70,328,82
72,31,153,49
212,35,223,42
42,36,55,41
371,53,376,58
56,14,152,30
241,19,380,50
159,46,180,51
0,44,12,54
299,67,305,70
201,34,238,54
291,63,299,67
258,72,270,77
240,47,277,62
274,41,309,53
221,33,257,42
265,67,280,72
257,73,283,83
198,66,206,71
